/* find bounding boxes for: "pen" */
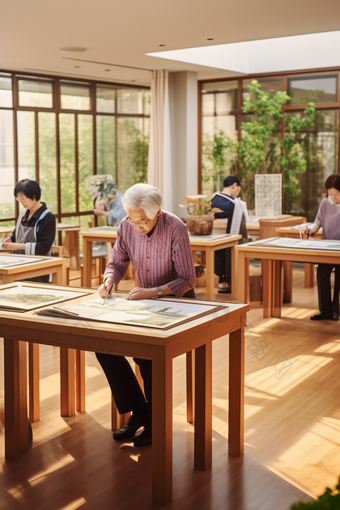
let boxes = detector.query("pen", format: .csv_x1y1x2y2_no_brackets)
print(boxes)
102,283,114,305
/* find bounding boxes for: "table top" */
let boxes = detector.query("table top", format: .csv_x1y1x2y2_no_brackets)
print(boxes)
57,223,80,230
0,283,249,358
236,237,340,263
80,227,241,247
0,253,66,275
0,226,14,234
277,224,323,238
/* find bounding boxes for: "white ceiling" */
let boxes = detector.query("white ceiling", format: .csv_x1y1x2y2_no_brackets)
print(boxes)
1,0,340,86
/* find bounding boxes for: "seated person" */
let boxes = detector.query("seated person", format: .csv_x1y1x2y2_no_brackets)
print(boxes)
211,175,249,293
93,185,126,226
3,179,56,283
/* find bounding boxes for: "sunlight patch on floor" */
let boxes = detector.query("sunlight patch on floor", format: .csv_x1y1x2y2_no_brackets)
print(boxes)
281,307,314,319
246,355,331,397
269,415,340,498
27,453,75,486
314,340,340,354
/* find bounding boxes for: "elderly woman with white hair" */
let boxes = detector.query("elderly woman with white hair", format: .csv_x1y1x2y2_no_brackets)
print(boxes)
96,183,196,446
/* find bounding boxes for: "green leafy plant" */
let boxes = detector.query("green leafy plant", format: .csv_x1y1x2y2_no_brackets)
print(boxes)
290,478,340,509
202,80,319,212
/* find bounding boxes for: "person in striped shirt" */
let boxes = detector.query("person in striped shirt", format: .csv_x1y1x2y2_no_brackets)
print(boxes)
96,183,196,446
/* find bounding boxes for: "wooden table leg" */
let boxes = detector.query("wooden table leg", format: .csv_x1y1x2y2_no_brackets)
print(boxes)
60,347,75,417
194,342,212,470
305,263,315,287
272,260,283,318
186,350,195,424
237,250,248,305
4,339,28,458
152,346,172,505
282,261,293,303
262,260,273,318
205,247,214,300
228,318,245,456
76,350,85,413
83,239,93,288
229,245,237,301
64,230,80,270
29,343,40,422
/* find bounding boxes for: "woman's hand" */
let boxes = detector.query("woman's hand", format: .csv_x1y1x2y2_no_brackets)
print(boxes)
98,278,115,298
126,287,156,300
2,238,24,251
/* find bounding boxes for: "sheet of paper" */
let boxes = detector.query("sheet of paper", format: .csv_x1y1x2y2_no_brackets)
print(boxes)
263,237,340,251
0,254,47,268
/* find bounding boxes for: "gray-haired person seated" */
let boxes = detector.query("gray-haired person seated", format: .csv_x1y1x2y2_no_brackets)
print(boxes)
95,183,196,446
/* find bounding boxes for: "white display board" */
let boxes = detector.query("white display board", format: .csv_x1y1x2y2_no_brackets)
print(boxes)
255,174,282,217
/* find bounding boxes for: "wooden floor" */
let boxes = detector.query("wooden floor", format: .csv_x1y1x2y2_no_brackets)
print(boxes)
1,268,340,510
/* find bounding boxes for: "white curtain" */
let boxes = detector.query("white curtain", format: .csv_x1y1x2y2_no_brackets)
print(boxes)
147,70,172,212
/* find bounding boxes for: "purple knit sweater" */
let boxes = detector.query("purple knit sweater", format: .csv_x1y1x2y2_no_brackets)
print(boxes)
315,198,340,240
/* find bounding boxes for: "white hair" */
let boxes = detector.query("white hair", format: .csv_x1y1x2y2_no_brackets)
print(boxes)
122,183,162,219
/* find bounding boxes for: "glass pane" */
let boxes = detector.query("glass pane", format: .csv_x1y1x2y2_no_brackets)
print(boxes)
38,112,57,214
117,117,149,191
0,110,15,219
285,109,338,220
18,79,53,108
144,90,151,116
117,89,144,114
60,214,94,253
288,75,337,105
96,85,116,113
202,94,214,116
242,77,282,103
96,115,115,177
59,113,76,212
78,114,94,212
202,81,238,110
0,73,13,108
201,115,238,197
60,82,91,110
17,111,36,182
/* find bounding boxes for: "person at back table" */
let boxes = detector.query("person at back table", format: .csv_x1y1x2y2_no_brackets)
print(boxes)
96,183,196,447
304,174,340,321
93,183,126,226
212,175,249,293
2,179,56,283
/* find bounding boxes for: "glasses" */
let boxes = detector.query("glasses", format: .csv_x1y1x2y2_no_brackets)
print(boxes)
126,216,152,228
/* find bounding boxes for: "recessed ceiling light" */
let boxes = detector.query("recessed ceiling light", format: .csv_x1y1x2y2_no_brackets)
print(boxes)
159,44,166,47
74,66,80,68
207,38,214,41
58,47,87,53
104,69,110,72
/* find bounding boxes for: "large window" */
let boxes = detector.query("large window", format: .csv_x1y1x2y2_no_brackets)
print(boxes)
200,71,340,219
0,72,150,228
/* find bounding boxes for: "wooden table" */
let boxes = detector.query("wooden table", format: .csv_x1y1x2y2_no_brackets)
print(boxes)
0,253,67,285
57,223,81,270
0,226,15,235
0,285,248,505
236,237,340,318
81,227,241,300
276,224,323,288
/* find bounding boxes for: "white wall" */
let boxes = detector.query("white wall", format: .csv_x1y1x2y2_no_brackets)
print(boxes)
169,71,197,218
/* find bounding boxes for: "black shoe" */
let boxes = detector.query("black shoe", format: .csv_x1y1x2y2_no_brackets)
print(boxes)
133,426,152,447
310,312,332,320
331,312,339,321
113,413,148,441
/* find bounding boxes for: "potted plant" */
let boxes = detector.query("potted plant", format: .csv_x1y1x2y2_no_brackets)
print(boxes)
179,195,222,235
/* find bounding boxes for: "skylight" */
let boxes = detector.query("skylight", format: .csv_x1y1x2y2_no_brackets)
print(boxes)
147,31,340,74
